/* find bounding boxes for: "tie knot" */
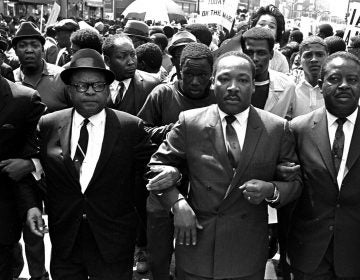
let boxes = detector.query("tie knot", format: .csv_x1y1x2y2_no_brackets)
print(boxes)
225,115,236,125
336,118,347,126
82,119,89,127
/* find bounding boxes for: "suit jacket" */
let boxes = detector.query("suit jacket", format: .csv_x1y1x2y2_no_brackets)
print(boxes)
31,107,155,262
0,62,14,82
288,107,360,277
108,70,161,115
149,104,302,278
0,75,45,245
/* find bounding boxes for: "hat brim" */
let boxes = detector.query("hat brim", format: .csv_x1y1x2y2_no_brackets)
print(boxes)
168,42,191,55
12,35,45,47
60,66,115,85
124,33,151,42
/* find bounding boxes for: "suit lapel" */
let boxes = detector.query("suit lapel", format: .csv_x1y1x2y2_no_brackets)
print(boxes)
57,109,79,182
133,72,144,113
205,105,234,179
86,108,121,190
224,107,263,198
311,108,337,183
345,108,360,175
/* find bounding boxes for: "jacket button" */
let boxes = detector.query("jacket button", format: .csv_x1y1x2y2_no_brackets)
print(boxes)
336,204,340,208
207,186,212,191
82,214,87,219
329,225,334,231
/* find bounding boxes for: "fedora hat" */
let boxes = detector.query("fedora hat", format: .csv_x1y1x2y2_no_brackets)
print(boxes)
12,21,45,47
168,31,196,56
60,48,115,85
123,20,151,42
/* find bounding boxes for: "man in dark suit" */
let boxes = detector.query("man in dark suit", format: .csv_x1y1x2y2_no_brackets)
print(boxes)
23,48,155,280
146,51,302,280
103,34,161,116
102,33,161,273
282,51,360,279
0,73,45,279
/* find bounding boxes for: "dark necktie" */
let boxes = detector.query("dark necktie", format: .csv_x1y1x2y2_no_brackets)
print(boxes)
225,115,241,169
332,118,347,175
73,119,89,175
114,82,125,106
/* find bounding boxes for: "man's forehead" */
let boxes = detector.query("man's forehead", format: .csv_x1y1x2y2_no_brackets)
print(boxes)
18,38,42,44
302,43,327,52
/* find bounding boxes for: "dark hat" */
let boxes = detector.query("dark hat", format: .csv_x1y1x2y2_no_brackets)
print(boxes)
123,20,151,42
0,36,8,52
12,21,45,47
54,19,79,32
168,31,196,55
60,48,115,85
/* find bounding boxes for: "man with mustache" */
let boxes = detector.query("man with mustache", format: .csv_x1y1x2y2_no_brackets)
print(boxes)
146,51,302,280
279,52,360,279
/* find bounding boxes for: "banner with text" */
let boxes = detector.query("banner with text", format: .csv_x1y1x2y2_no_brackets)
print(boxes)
198,0,238,30
344,2,360,46
46,1,60,27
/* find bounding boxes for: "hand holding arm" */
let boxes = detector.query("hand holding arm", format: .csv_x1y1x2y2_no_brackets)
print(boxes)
276,162,301,181
146,165,181,192
0,159,35,181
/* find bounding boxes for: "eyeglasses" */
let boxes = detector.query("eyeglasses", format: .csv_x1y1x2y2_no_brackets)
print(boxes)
71,82,107,93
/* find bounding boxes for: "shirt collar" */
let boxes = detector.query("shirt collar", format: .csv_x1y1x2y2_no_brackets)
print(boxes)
326,107,358,127
299,77,320,89
73,109,106,128
218,106,250,126
110,78,132,92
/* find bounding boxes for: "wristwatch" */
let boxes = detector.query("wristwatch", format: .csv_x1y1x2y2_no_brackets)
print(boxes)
265,182,280,204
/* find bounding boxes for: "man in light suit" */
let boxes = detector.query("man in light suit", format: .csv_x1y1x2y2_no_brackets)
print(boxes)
146,51,302,280
282,51,360,279
0,72,45,279
23,49,155,280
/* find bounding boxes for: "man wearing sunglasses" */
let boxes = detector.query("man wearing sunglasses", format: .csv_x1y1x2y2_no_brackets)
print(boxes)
20,48,156,280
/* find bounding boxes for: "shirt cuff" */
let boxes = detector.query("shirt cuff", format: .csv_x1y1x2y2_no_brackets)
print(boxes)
31,158,43,181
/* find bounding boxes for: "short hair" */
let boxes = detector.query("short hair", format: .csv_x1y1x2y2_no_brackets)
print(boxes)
149,26,164,36
213,51,256,78
324,36,346,55
163,25,174,39
185,23,212,46
290,30,303,44
299,36,328,56
136,42,163,73
180,42,213,69
151,33,168,51
240,27,275,51
102,34,133,57
320,51,360,81
250,4,285,43
317,23,333,38
70,29,103,54
350,35,360,48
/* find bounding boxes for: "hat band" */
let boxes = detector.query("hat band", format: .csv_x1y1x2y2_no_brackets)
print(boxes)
124,27,149,38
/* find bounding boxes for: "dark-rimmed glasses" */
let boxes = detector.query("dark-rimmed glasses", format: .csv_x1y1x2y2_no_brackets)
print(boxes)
71,82,107,93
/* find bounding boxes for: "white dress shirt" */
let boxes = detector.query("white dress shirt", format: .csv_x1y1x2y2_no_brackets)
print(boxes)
327,108,358,188
218,106,249,151
71,109,106,193
109,78,131,103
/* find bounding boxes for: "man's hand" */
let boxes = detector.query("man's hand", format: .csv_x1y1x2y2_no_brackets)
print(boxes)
239,179,274,205
26,207,48,237
146,165,181,191
276,162,301,181
173,199,203,246
0,159,35,181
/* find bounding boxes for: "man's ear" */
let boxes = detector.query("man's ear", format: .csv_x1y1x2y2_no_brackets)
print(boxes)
104,55,110,67
270,49,274,60
318,78,323,89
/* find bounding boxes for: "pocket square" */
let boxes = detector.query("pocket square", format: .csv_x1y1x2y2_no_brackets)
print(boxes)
0,123,15,129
